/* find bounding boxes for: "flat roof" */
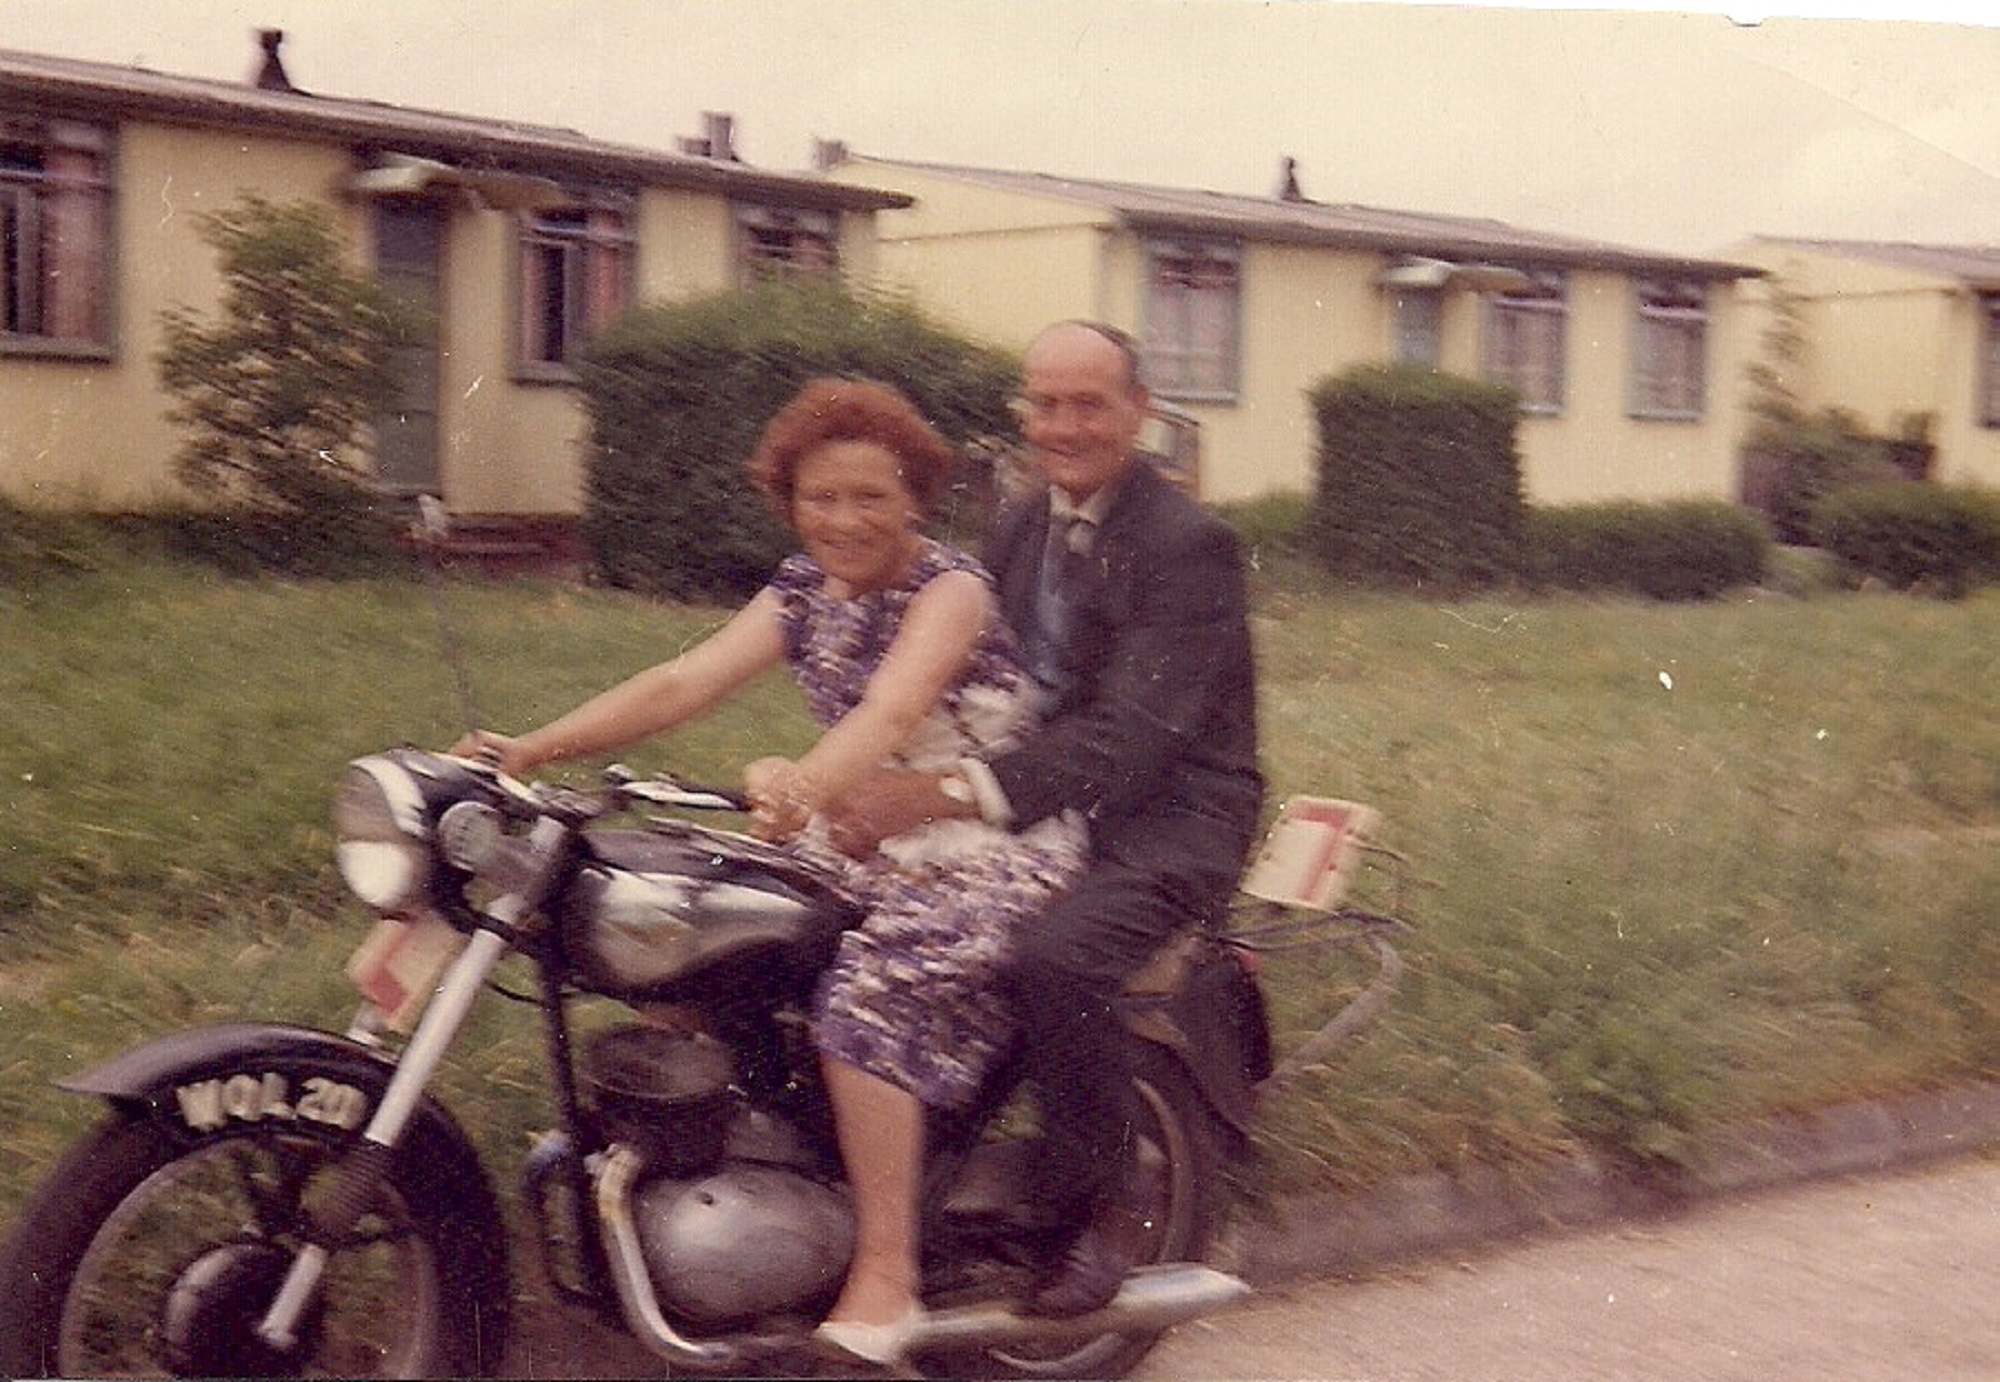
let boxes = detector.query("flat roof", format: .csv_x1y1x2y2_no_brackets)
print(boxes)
852,156,1762,281
0,47,910,214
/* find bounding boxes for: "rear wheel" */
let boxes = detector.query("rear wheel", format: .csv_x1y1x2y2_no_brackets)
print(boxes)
0,1111,506,1378
935,1043,1228,1380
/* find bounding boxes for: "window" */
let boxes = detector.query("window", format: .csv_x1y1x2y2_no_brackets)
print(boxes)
1485,269,1567,412
738,204,839,281
1,117,111,352
1632,277,1707,418
1143,237,1240,398
1980,297,2000,429
1392,289,1443,366
519,192,632,374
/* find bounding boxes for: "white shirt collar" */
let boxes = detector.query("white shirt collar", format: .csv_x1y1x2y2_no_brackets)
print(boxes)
1046,474,1122,528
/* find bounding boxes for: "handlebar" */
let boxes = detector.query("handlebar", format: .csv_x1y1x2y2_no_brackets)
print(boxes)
601,764,751,814
437,755,751,820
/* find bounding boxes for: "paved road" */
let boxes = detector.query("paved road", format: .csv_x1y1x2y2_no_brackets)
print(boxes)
1137,1151,2000,1382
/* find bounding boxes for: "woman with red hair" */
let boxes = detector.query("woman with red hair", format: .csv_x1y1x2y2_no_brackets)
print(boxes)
460,376,1082,1369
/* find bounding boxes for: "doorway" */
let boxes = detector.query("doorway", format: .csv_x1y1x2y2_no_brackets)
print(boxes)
371,198,443,496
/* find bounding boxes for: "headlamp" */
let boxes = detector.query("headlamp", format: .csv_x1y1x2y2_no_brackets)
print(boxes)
333,756,433,911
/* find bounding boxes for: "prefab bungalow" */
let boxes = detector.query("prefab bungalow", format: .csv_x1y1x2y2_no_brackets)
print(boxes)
827,154,1764,506
1727,236,2000,490
1,37,907,531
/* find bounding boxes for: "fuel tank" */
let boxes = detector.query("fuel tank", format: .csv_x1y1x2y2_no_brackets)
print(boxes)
561,825,854,1000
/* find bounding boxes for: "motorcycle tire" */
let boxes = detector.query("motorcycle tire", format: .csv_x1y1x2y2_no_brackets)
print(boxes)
0,1108,508,1379
929,1042,1229,1381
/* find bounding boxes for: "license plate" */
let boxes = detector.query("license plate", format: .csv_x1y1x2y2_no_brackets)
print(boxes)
345,912,466,1032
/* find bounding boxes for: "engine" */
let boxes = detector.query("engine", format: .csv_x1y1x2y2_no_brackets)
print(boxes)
635,1162,855,1328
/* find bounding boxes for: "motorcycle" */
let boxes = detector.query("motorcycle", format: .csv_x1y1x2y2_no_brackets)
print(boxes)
0,749,1402,1379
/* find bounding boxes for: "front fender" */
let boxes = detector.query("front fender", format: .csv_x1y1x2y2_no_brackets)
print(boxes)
63,1021,393,1103
59,1022,488,1180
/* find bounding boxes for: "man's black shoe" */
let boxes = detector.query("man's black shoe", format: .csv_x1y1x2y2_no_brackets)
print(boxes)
1020,1203,1147,1319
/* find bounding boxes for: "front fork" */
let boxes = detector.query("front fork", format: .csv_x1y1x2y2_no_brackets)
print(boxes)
254,924,512,1351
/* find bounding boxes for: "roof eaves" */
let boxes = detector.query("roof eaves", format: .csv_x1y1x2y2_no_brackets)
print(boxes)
1117,208,1762,281
848,155,1756,280
0,50,910,214
1748,235,2000,289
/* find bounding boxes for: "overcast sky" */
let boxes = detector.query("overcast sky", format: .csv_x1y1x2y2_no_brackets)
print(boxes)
4,0,1997,257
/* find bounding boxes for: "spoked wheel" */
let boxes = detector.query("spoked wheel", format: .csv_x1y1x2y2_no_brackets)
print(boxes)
0,1112,505,1378
928,1044,1228,1380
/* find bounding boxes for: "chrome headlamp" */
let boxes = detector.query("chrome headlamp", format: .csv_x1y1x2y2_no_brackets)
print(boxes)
333,755,434,910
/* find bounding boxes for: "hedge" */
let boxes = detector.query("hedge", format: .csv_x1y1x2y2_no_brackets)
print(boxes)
576,281,1019,600
1523,500,1772,601
1304,364,1524,590
1814,482,2000,597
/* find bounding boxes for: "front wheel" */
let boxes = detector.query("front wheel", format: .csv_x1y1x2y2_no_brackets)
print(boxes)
939,1043,1229,1380
0,1111,507,1378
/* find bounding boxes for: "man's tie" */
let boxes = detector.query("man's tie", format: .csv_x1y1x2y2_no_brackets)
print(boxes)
1031,513,1091,692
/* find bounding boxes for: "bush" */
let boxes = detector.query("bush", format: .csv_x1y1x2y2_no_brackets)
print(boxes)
577,281,1019,600
1304,365,1524,590
154,197,414,576
1813,482,2000,597
1739,409,1905,546
1523,499,1771,601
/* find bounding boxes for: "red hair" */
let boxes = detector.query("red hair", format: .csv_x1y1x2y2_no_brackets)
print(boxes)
747,377,956,516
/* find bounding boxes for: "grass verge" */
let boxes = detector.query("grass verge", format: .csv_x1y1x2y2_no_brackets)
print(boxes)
4,563,1999,1235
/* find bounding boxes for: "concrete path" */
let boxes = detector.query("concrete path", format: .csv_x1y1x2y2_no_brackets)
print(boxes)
1140,1150,2000,1381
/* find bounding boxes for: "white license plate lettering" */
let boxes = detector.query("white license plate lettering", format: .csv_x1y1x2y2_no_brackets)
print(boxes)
174,1071,372,1133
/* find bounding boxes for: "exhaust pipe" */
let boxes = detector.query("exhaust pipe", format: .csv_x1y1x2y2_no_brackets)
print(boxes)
915,1263,1251,1350
598,1145,1248,1369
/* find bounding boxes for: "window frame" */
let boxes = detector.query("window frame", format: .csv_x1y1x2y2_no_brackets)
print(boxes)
515,188,634,382
736,202,841,283
1141,235,1242,402
1630,276,1709,421
1483,267,1568,414
1979,295,2000,430
1391,287,1445,367
0,115,114,359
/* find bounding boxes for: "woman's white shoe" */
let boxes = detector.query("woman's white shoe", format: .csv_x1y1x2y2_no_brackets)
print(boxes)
812,1301,927,1369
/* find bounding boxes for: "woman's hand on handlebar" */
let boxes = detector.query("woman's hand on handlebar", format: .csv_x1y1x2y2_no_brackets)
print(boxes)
744,756,817,843
450,729,536,780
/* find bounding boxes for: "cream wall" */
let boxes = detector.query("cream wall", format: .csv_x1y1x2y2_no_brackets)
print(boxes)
430,207,585,515
870,222,1107,345
1,123,356,505
1184,239,1381,501
1509,269,1753,505
853,167,1118,344
634,189,735,304
1734,245,2000,489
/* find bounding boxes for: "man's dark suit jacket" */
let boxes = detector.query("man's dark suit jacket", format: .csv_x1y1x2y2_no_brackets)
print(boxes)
982,461,1264,916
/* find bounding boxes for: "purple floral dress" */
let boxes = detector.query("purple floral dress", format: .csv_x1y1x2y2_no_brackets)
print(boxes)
770,538,1086,1109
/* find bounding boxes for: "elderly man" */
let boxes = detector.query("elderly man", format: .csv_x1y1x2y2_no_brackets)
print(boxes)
830,320,1263,1317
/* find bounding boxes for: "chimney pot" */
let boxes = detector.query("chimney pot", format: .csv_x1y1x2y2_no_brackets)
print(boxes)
1277,156,1306,202
253,28,296,93
702,111,738,162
